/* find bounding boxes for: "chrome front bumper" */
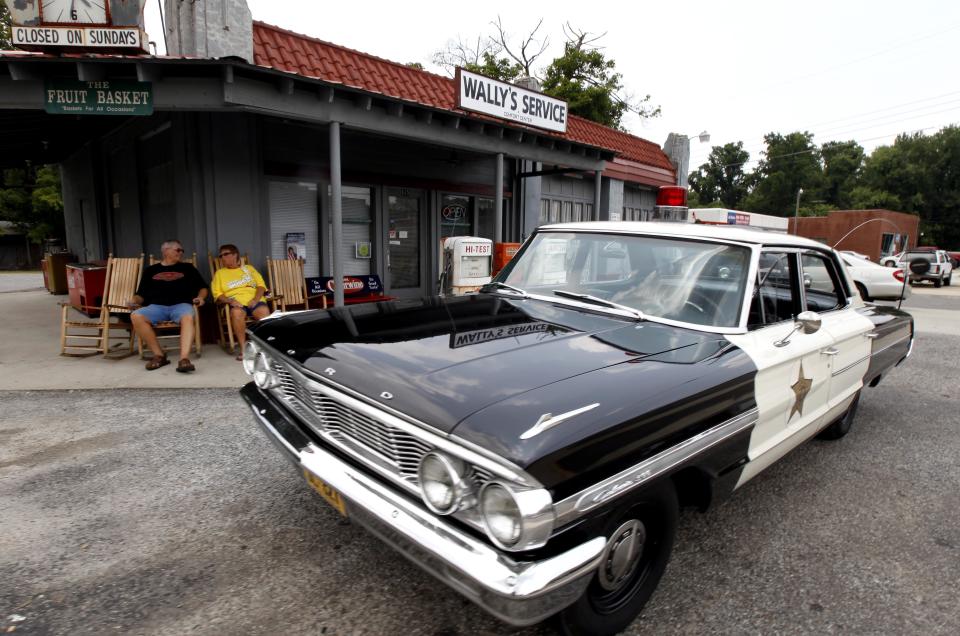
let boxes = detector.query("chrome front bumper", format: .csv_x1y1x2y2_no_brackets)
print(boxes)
240,383,604,626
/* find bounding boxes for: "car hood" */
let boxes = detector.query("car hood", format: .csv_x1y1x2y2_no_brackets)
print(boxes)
250,294,729,434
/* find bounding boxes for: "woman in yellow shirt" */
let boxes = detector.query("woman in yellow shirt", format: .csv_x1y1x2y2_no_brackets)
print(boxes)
211,244,271,360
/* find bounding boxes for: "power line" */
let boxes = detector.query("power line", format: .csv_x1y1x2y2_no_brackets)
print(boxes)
699,125,947,172
695,102,960,167
692,89,960,162
804,89,960,129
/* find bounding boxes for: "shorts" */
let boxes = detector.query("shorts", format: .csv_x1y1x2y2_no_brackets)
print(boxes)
133,303,194,325
241,301,269,317
228,301,269,317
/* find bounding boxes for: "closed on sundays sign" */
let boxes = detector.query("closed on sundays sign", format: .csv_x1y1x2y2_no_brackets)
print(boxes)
456,68,568,133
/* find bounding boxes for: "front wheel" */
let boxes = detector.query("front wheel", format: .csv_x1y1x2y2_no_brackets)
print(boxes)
558,484,678,636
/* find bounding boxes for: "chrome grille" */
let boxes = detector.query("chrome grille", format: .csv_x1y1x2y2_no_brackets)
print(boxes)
273,362,443,487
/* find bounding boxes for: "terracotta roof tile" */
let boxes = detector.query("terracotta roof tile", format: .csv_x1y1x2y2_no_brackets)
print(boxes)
251,21,674,174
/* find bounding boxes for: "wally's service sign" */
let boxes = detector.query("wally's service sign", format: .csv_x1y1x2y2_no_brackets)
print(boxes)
456,69,568,133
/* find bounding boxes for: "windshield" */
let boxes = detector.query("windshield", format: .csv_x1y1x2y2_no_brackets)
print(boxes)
498,232,751,328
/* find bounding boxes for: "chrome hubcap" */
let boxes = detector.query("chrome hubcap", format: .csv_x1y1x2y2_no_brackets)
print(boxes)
598,519,646,591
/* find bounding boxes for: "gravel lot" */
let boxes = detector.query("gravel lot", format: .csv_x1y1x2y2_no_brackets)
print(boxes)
2,333,958,635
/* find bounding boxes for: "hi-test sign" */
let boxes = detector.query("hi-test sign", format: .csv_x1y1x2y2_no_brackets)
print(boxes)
456,68,568,133
44,80,153,116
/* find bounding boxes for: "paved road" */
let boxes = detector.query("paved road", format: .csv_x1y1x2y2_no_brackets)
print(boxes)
2,315,958,634
0,271,43,293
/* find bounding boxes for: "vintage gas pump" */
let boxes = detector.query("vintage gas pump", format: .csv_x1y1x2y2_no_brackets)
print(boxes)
439,237,493,295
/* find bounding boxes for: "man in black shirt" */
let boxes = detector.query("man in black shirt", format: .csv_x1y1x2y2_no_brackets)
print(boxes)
131,239,208,372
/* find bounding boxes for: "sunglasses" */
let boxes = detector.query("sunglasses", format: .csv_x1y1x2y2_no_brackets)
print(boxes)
219,252,236,257
171,247,184,253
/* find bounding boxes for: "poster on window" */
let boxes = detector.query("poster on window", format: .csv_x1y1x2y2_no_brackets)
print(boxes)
285,232,306,262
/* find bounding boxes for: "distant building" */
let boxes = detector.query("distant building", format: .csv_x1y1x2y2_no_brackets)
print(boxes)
0,221,41,270
791,210,920,260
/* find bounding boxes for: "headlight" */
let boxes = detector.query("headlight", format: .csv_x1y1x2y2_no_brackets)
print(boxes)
480,482,521,547
418,452,474,515
253,351,280,389
242,341,259,375
480,482,555,551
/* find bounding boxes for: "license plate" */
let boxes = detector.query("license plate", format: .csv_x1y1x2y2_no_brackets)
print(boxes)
303,469,348,517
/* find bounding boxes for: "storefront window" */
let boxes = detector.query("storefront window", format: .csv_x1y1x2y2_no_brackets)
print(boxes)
326,185,373,276
477,197,496,241
440,194,472,238
388,190,420,289
270,181,319,277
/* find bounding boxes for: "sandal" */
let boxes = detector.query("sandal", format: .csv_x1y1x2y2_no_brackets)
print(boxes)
235,354,244,361
176,358,196,373
145,355,169,371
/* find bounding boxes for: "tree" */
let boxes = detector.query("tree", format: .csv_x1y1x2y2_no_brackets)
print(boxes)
688,142,754,209
821,140,865,208
541,25,658,129
864,127,960,248
1,3,12,50
432,18,544,82
433,20,659,128
743,132,823,216
0,164,65,244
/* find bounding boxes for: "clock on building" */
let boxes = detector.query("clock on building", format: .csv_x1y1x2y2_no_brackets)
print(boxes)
41,0,109,25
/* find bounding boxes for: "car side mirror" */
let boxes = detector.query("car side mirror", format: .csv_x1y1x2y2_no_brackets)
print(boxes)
774,311,821,347
803,273,813,289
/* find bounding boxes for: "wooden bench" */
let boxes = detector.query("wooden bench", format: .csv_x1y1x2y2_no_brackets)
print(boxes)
306,274,395,307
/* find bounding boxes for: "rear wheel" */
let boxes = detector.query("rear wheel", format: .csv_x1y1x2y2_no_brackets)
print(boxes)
819,391,860,440
558,484,678,636
946,273,952,287
934,276,943,288
855,282,871,302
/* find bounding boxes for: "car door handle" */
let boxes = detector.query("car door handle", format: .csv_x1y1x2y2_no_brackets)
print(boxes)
820,347,840,356
864,332,879,339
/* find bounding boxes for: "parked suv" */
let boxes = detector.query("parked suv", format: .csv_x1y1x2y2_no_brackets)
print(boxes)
904,250,953,287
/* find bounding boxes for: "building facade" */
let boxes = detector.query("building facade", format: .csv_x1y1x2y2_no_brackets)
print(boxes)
0,2,676,297
791,209,920,261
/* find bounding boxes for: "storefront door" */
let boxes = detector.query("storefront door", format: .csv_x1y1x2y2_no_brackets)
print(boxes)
385,188,424,297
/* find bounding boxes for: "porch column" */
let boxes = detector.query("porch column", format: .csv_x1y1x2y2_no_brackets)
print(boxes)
495,153,504,242
594,170,602,221
330,121,344,307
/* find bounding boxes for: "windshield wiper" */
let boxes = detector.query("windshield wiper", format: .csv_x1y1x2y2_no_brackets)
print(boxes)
551,290,645,320
480,281,529,297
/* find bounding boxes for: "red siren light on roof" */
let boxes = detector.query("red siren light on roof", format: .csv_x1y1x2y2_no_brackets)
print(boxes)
656,186,688,207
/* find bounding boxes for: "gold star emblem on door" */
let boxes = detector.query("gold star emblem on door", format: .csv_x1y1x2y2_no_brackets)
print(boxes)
789,362,813,421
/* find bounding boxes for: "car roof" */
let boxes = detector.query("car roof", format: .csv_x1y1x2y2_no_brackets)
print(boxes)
538,221,830,249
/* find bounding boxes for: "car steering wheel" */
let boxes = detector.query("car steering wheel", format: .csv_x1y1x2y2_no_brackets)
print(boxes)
683,291,722,320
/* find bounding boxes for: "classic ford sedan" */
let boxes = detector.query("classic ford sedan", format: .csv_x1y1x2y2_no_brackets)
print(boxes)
240,223,913,635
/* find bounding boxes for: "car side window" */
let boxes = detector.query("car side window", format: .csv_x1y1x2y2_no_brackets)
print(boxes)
748,251,798,329
800,252,846,312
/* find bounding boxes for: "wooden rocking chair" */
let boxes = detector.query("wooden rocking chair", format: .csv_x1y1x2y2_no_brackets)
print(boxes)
59,254,143,358
266,257,327,312
138,253,203,359
207,250,256,355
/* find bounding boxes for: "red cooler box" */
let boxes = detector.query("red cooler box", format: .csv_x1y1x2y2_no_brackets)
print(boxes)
66,263,107,317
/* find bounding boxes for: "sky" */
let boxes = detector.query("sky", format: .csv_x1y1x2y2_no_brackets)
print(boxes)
143,0,960,172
